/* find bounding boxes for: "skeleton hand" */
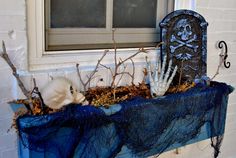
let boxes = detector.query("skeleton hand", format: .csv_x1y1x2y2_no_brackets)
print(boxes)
146,55,178,97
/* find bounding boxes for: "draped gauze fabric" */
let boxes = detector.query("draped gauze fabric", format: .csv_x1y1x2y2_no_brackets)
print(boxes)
17,82,234,158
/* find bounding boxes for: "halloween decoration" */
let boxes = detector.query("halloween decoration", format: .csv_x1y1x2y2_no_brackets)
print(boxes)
76,49,109,93
41,77,87,109
77,29,150,92
17,82,234,158
76,29,156,105
146,55,178,97
160,10,208,84
1,8,234,158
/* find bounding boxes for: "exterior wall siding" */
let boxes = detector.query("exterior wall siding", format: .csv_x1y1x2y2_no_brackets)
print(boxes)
0,0,236,157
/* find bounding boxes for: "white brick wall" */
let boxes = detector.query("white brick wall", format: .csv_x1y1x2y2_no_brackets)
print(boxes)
196,1,236,158
0,0,236,158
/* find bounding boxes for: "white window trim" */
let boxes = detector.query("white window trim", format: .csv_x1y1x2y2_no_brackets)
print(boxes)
27,0,176,71
46,0,162,50
175,0,196,10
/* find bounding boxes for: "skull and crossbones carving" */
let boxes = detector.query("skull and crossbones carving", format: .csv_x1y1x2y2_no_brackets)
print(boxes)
170,19,198,55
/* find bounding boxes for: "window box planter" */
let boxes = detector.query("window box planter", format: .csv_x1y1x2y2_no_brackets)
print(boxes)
16,81,233,158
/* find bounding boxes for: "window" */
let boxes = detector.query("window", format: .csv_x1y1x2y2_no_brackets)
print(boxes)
45,0,174,51
27,0,174,70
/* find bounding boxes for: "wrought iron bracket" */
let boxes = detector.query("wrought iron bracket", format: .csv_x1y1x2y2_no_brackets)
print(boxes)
218,41,231,68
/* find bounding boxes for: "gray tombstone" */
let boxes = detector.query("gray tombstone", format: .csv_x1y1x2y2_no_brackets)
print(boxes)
160,10,208,84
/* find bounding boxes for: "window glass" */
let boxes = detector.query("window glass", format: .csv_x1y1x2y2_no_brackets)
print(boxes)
113,0,157,28
50,0,106,28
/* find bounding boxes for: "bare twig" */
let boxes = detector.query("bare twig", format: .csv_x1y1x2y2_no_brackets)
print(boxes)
175,148,180,154
138,42,163,52
109,29,144,87
112,29,118,68
99,63,113,73
142,68,148,83
115,59,135,86
80,32,160,100
116,72,134,82
32,78,46,114
177,60,184,91
115,64,128,87
155,42,164,48
108,30,162,88
76,64,85,90
1,41,29,97
120,50,145,65
211,54,224,81
0,41,32,113
110,49,146,87
130,59,135,85
76,50,109,92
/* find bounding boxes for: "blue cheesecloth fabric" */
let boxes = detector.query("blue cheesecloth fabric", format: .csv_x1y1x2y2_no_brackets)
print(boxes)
16,81,234,158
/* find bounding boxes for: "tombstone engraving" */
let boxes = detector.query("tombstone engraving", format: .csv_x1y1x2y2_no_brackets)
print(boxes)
160,10,208,84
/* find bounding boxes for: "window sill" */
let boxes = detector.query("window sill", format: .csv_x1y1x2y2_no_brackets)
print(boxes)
29,48,159,71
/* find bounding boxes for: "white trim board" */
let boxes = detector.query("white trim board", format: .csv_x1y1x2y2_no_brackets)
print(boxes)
27,0,174,71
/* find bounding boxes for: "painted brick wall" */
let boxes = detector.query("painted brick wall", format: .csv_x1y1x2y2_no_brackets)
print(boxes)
195,1,236,157
0,0,26,157
0,0,236,158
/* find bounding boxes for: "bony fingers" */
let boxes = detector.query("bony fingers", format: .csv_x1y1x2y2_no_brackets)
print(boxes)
167,65,178,86
160,56,167,81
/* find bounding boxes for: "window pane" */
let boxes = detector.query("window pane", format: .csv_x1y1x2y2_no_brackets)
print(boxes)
50,0,106,28
113,0,157,28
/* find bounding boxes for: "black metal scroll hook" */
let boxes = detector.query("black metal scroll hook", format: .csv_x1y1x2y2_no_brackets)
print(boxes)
218,41,231,68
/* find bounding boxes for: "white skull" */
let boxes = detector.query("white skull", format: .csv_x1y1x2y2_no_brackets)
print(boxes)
41,77,87,109
176,19,192,41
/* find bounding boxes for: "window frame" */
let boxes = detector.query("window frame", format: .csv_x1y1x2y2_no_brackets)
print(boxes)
45,0,168,51
27,0,174,71
174,0,196,11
